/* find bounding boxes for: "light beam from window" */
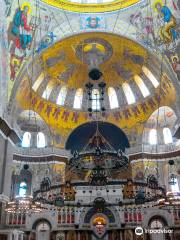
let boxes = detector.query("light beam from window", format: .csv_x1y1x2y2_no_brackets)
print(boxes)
56,86,67,105
122,83,135,105
134,75,150,98
73,88,83,109
108,87,119,109
142,66,159,88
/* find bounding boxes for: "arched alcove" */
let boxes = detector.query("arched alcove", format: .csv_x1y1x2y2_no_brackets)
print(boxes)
142,106,179,152
65,121,130,152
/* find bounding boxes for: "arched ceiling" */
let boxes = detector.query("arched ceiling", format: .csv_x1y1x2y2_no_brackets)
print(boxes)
12,32,177,148
66,121,130,152
4,0,180,150
34,33,148,88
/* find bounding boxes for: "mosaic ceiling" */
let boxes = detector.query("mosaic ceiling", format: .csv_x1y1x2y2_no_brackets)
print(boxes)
14,32,176,148
1,0,179,148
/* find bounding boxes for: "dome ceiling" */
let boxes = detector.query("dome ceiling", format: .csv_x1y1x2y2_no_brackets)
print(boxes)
36,33,148,88
14,32,176,148
41,0,141,13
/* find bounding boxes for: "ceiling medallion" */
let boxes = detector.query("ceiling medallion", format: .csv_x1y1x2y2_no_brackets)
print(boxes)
76,38,113,67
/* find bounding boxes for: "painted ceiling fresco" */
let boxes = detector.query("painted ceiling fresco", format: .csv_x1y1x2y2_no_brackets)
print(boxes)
5,0,180,99
14,32,176,148
1,0,179,147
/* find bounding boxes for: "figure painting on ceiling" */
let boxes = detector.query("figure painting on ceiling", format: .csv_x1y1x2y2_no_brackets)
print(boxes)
10,2,33,56
35,32,56,54
8,2,33,87
154,1,178,44
171,54,180,79
80,15,106,30
129,12,155,47
86,16,101,29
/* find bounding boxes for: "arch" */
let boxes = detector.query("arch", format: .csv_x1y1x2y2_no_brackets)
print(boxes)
143,211,173,229
37,132,46,148
65,121,130,152
146,106,177,128
18,181,27,197
134,75,150,97
122,82,135,105
84,207,115,224
143,106,177,152
32,219,52,230
92,89,100,110
73,88,83,109
56,86,67,105
35,220,51,240
108,87,119,109
12,168,32,198
22,132,31,148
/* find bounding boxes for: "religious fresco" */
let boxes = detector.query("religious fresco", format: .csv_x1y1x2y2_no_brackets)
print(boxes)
16,71,175,148
80,15,106,30
11,163,65,186
4,0,180,101
7,1,34,97
14,28,175,140
131,161,158,181
6,0,60,98
1,0,179,150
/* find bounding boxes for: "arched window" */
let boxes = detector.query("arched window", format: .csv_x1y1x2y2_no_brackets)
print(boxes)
42,82,54,100
150,219,164,229
56,86,67,105
108,87,119,109
142,66,159,88
92,89,100,110
170,175,179,192
73,88,83,109
122,83,135,105
149,218,165,240
134,75,150,97
32,73,44,91
149,129,157,145
36,221,51,240
22,132,31,148
18,182,27,197
37,132,46,148
163,127,173,144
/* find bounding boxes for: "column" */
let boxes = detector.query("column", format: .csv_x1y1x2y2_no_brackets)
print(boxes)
8,233,13,240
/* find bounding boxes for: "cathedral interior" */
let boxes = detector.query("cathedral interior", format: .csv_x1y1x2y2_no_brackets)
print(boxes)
0,0,180,239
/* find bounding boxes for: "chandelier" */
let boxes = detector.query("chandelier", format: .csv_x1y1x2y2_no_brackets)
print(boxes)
68,127,129,185
5,196,43,213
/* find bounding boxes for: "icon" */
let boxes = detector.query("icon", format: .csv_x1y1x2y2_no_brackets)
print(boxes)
135,227,144,236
